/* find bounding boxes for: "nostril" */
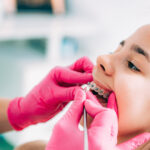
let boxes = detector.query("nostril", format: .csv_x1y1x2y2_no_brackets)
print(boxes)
100,64,105,71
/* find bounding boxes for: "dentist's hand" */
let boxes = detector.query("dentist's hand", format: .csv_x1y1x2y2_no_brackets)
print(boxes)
46,89,85,150
7,57,93,130
46,89,117,150
46,91,150,150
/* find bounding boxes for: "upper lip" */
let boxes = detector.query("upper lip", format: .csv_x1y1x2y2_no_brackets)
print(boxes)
93,79,112,93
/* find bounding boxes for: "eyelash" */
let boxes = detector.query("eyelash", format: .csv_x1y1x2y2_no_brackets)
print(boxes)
108,52,141,72
127,61,140,72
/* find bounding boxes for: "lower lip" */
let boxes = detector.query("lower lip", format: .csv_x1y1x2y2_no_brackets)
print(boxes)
107,92,119,118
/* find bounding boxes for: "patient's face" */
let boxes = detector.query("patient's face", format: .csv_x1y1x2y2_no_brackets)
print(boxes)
93,25,150,138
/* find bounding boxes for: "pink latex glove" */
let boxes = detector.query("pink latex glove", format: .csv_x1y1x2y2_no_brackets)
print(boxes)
46,90,150,150
46,89,116,150
7,57,93,130
85,93,150,150
46,89,85,150
86,92,150,150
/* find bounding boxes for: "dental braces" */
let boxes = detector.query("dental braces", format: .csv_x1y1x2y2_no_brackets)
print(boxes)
87,82,109,99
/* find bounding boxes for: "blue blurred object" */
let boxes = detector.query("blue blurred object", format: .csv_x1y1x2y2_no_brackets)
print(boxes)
17,0,53,13
0,135,14,150
61,37,78,59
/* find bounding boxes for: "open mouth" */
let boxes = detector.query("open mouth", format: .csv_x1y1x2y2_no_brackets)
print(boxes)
88,81,111,107
87,81,118,117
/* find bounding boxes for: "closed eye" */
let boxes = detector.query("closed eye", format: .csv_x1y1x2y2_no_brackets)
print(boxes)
128,61,140,72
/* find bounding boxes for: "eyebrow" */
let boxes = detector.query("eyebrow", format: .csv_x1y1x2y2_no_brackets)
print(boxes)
120,40,150,62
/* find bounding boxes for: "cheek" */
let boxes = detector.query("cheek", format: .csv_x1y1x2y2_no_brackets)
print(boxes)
114,73,147,135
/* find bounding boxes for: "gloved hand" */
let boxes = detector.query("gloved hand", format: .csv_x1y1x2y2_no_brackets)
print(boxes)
46,90,150,150
7,57,93,130
85,93,150,150
85,92,150,150
46,89,85,150
46,89,117,150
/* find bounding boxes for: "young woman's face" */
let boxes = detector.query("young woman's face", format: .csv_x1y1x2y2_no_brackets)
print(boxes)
93,25,150,139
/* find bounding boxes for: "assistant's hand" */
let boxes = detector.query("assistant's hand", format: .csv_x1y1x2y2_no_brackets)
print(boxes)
84,93,118,150
7,57,93,130
86,92,150,150
46,89,117,150
46,91,150,150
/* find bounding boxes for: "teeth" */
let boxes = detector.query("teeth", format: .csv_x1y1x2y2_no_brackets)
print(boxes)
94,87,99,92
87,82,110,99
89,82,96,90
98,89,104,96
87,82,91,85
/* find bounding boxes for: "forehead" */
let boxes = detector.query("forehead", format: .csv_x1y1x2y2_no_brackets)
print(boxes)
127,25,150,50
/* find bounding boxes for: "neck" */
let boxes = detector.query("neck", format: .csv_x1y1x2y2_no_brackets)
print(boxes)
117,130,143,144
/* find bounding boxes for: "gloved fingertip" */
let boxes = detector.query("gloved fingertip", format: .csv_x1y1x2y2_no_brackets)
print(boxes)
84,100,105,118
72,86,81,97
86,91,100,104
85,73,93,81
81,56,94,71
65,91,85,125
65,86,81,102
69,56,94,73
85,64,94,73
74,89,86,102
107,92,119,118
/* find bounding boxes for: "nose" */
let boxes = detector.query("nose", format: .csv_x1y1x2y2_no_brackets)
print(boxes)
96,55,114,75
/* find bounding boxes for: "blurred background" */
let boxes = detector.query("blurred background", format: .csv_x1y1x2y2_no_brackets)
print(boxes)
0,0,150,149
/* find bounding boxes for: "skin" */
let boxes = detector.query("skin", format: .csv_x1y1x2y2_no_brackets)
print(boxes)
0,98,13,133
14,140,47,150
92,25,150,144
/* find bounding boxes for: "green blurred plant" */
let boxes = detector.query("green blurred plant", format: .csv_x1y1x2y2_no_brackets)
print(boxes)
0,135,14,150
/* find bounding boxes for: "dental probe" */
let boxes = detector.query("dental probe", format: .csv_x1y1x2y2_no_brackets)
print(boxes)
83,107,88,150
81,84,90,150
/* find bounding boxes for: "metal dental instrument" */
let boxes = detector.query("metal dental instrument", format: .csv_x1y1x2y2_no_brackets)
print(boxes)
83,106,88,150
81,84,90,150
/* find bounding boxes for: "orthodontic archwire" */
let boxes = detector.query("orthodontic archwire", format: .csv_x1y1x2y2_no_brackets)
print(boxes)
82,82,109,99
